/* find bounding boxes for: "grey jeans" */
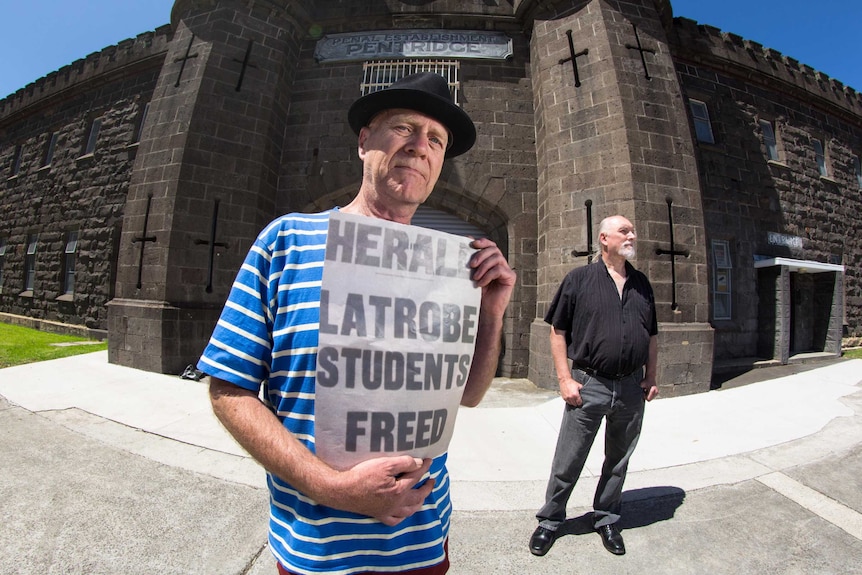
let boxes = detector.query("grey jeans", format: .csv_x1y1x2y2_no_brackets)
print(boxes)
536,367,645,529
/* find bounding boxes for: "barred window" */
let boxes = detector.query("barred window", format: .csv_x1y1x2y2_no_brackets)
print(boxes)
361,60,460,104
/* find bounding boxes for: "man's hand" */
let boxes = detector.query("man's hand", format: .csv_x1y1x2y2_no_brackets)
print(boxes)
210,378,434,526
327,457,435,526
640,375,659,402
559,375,584,407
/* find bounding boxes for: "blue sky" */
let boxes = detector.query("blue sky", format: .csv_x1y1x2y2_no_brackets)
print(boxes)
1,0,860,100
0,1,174,100
670,0,861,93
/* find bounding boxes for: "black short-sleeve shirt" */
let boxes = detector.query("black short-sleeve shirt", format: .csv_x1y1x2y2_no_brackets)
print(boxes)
545,260,658,376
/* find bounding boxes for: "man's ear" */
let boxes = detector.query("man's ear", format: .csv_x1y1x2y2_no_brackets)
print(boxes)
357,127,369,160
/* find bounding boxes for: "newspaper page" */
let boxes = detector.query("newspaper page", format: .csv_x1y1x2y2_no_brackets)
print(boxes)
315,211,481,469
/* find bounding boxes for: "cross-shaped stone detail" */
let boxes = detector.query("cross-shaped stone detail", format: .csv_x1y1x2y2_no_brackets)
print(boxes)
233,38,259,92
558,30,589,87
173,34,199,88
625,24,656,80
654,198,690,311
193,199,229,293
131,195,157,289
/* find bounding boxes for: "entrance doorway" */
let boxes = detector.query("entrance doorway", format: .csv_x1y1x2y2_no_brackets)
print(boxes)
790,271,835,354
755,257,844,363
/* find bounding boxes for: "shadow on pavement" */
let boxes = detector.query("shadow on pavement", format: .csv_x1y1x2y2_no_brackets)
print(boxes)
555,486,686,539
710,357,850,391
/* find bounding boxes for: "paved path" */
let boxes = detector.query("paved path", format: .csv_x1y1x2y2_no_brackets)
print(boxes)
1,351,860,574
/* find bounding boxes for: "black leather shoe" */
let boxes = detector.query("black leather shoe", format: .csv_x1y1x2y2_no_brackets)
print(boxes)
529,525,556,556
597,524,625,555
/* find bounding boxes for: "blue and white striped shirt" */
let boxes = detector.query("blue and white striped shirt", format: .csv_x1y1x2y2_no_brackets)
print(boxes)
198,210,450,574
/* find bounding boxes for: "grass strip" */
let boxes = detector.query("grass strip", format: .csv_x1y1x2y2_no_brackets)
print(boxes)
0,323,108,368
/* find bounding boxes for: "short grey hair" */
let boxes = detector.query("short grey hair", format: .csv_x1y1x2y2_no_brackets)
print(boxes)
595,215,634,259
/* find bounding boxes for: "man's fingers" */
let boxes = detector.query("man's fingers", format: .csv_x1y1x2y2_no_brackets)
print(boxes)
377,477,436,526
469,247,505,279
396,459,432,484
381,456,425,478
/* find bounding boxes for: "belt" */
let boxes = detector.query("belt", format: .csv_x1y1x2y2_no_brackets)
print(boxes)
576,365,638,380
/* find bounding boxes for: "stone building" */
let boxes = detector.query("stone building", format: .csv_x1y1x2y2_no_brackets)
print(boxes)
0,0,859,397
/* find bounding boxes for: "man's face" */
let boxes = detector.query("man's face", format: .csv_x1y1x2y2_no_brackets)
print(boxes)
358,109,449,208
602,217,637,259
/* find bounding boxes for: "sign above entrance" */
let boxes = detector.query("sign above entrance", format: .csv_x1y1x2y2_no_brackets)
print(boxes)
766,231,803,250
314,30,513,62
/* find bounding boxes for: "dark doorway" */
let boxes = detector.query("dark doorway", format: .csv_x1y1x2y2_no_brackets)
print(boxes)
790,273,815,353
790,271,836,354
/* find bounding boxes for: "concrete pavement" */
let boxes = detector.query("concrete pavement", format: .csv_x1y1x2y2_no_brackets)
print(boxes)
0,351,860,574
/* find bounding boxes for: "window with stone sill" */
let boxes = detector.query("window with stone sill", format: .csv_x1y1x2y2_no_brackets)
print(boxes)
81,117,102,157
132,102,150,145
711,239,732,321
0,238,6,290
759,119,780,162
41,132,58,169
812,138,828,178
853,155,862,190
63,230,78,295
9,144,23,177
24,234,38,292
688,99,715,144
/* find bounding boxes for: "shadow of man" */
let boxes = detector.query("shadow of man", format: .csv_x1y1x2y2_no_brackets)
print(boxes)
555,486,686,539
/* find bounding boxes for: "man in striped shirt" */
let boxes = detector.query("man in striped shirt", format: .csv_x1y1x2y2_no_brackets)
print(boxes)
198,73,515,574
529,215,659,558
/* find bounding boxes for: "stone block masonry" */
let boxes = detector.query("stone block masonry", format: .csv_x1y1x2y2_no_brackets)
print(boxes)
0,28,169,332
1,0,860,394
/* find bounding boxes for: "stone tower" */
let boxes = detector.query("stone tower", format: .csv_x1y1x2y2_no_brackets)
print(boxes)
108,0,311,373
525,0,714,394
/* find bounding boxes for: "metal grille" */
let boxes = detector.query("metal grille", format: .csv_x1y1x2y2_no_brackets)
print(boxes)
360,60,460,104
411,205,486,239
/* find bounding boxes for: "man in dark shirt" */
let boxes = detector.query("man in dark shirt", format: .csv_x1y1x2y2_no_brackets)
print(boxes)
529,214,658,558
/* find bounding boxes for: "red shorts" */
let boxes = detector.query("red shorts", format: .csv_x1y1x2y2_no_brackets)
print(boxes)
276,540,449,575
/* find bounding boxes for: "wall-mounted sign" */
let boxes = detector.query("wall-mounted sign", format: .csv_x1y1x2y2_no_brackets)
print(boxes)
767,232,803,250
314,30,513,62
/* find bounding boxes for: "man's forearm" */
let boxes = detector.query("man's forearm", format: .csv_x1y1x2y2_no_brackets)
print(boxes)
460,312,503,407
549,326,572,383
209,377,335,496
645,335,658,379
210,377,439,525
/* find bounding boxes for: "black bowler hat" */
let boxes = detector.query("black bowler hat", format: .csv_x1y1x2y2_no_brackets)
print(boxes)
348,72,476,158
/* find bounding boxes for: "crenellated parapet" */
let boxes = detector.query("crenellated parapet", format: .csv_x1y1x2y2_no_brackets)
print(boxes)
0,25,173,123
670,17,862,123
